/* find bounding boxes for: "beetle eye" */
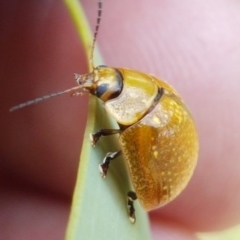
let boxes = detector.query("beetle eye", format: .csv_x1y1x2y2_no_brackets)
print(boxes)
95,83,109,97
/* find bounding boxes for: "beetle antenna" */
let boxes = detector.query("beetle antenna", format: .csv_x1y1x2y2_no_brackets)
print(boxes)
9,1,103,112
89,0,103,70
9,85,82,112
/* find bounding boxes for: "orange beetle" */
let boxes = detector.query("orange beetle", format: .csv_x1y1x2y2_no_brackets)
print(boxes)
75,66,199,222
10,0,198,223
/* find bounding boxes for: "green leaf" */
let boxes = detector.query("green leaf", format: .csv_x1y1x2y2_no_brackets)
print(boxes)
63,1,151,240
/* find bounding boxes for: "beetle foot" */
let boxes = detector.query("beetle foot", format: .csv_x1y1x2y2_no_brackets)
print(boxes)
90,133,100,147
99,151,122,178
127,191,137,224
90,129,122,147
99,162,108,178
98,152,113,178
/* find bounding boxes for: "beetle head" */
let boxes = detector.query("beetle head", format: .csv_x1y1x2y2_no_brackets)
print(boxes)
9,66,123,112
75,66,123,102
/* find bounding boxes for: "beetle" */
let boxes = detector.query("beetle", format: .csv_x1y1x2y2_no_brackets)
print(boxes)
74,66,199,223
10,0,198,223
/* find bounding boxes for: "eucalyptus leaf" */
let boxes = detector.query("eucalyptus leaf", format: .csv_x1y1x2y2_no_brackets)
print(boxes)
64,1,151,239
66,98,151,240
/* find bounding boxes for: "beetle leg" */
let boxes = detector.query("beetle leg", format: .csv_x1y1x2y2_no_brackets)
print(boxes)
90,129,122,146
99,150,122,178
127,191,137,223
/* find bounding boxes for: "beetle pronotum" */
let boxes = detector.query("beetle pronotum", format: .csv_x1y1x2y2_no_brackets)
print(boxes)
10,0,199,223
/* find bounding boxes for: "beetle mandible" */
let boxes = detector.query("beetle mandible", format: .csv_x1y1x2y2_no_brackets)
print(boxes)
10,0,199,223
